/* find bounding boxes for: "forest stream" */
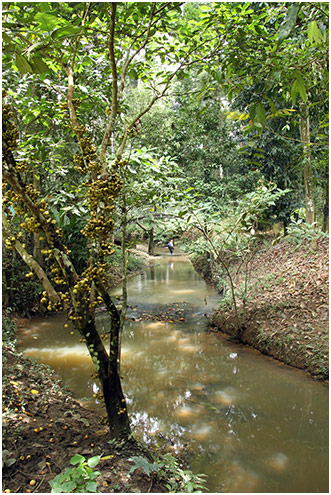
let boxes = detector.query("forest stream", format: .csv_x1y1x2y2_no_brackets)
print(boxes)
17,252,329,493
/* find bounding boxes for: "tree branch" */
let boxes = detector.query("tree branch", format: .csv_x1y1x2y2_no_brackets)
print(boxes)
2,214,62,305
99,2,118,170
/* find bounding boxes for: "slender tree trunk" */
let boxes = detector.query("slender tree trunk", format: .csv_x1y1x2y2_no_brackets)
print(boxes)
148,228,154,255
33,175,43,266
322,176,329,233
300,103,315,225
119,188,128,377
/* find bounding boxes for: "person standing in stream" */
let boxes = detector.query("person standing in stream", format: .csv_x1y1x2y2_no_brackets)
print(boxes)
167,239,174,256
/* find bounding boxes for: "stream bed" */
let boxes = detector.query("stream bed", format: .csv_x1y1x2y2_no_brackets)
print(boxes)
18,254,329,493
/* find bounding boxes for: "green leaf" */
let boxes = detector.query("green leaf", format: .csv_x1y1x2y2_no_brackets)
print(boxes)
59,481,76,492
291,79,299,105
278,4,300,44
307,21,323,44
30,56,49,74
86,481,98,492
15,54,33,74
35,12,63,32
70,454,85,466
249,103,256,122
87,455,101,468
128,68,138,80
256,103,266,125
129,456,160,476
51,25,82,40
295,74,307,103
267,98,277,115
38,2,52,13
215,68,223,83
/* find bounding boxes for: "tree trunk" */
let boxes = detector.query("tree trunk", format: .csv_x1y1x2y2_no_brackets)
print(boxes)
322,176,329,233
33,175,43,266
148,228,154,255
75,315,131,439
300,103,315,225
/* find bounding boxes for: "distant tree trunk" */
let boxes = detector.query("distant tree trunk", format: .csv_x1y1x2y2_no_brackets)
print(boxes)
322,176,329,233
148,228,154,255
33,175,43,266
300,103,315,225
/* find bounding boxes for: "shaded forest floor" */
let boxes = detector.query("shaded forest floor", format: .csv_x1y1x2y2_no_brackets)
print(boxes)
193,237,329,381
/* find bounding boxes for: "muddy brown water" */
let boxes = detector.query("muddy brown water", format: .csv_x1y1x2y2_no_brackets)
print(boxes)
18,253,329,493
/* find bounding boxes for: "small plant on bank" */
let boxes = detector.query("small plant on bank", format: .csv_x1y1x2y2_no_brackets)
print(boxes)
49,454,101,493
129,453,207,493
2,449,16,469
129,455,161,476
2,315,17,346
185,182,290,334
285,219,328,247
159,453,207,493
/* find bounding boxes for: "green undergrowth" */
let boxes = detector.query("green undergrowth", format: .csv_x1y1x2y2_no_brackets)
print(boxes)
129,453,207,493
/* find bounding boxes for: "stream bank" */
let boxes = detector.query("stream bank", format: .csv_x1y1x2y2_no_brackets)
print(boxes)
192,237,329,381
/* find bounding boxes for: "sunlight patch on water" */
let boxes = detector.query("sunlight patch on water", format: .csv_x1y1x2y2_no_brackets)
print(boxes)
213,388,237,406
25,344,89,358
144,321,167,330
170,289,196,294
24,345,92,368
191,424,213,441
178,343,198,354
267,452,289,473
175,405,199,420
162,334,178,343
226,461,261,492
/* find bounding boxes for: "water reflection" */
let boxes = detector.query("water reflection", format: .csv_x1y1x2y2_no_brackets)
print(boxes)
17,256,328,493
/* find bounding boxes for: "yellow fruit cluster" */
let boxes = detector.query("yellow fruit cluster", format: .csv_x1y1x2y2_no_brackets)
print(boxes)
59,101,68,111
81,212,114,239
25,184,41,202
2,104,19,151
3,190,27,216
16,160,27,172
20,217,42,233
87,175,122,210
5,236,16,250
99,241,114,257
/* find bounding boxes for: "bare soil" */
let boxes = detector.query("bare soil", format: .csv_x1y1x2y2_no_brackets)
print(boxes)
193,238,329,381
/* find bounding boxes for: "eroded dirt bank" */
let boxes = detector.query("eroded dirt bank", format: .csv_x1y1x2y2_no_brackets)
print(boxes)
192,238,329,381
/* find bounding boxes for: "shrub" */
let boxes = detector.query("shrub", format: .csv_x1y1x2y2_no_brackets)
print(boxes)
49,454,101,493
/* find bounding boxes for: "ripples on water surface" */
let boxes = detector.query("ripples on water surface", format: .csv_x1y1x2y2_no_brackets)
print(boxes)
18,254,329,493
